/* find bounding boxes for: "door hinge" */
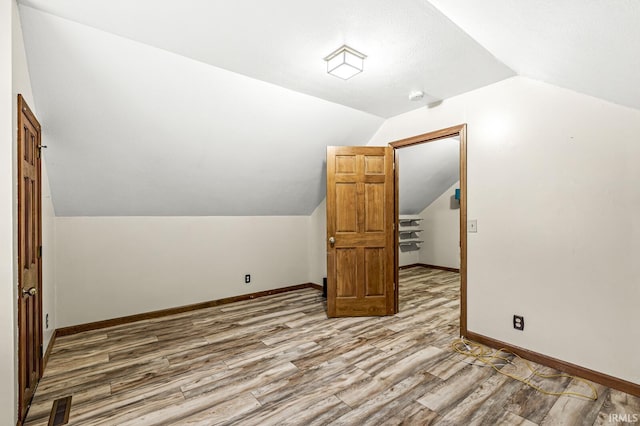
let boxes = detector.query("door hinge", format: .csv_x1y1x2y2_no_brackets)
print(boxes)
38,245,42,258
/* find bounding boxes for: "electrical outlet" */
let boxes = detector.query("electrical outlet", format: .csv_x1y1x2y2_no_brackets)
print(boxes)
45,313,49,329
513,315,524,331
244,274,251,284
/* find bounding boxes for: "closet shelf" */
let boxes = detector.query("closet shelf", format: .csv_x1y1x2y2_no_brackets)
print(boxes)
399,240,423,246
399,217,423,226
399,228,423,234
399,216,423,251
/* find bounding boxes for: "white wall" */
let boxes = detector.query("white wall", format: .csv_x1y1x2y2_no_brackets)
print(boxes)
1,0,17,422
12,0,57,354
307,199,326,286
55,216,310,327
418,181,460,269
369,76,640,385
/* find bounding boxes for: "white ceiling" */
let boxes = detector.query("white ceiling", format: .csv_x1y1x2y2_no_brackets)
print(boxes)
19,0,514,118
20,6,383,216
428,0,640,110
17,0,639,216
398,137,459,215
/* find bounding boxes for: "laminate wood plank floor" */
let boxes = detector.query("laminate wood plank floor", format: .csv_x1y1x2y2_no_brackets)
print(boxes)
25,267,639,425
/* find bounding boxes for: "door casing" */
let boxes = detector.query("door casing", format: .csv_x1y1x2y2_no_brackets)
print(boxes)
389,124,468,336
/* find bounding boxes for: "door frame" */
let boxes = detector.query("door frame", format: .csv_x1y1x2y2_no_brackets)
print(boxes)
389,123,468,336
17,94,43,421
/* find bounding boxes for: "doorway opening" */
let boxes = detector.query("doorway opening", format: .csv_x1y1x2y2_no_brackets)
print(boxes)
390,124,467,337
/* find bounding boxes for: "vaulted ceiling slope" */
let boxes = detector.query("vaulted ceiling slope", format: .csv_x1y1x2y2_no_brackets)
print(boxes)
428,0,640,110
21,2,637,217
398,137,459,215
19,1,514,216
19,6,384,216
19,0,514,118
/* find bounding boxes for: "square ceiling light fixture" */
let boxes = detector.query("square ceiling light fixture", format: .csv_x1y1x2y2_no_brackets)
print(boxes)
324,45,366,80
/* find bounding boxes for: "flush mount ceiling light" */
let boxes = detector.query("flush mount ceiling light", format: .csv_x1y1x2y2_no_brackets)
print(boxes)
324,45,367,80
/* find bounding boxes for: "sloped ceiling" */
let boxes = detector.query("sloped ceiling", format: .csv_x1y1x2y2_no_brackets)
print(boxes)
428,0,640,110
19,1,637,217
19,6,385,216
398,137,459,215
19,0,514,118
18,0,514,216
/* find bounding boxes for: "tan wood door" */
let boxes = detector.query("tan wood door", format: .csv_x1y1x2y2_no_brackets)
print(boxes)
17,95,43,421
326,146,396,317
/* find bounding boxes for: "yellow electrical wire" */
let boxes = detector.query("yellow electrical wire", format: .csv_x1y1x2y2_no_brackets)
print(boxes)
451,337,598,400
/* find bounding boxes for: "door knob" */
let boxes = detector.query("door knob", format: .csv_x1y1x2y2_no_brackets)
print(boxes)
22,287,37,296
329,236,335,245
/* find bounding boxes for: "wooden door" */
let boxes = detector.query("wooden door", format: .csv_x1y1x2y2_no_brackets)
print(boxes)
326,146,396,317
17,95,43,421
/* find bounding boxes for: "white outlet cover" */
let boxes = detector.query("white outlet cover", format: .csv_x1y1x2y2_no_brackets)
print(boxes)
468,220,478,233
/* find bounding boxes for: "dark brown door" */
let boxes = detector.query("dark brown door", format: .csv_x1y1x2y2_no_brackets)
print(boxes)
326,146,396,317
17,95,43,421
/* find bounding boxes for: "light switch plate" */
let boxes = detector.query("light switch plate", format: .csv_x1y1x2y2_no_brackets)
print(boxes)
468,220,477,233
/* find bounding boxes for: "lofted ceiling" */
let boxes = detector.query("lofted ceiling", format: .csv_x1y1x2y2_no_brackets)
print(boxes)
19,0,514,118
19,5,384,216
17,1,639,216
428,0,640,110
398,137,459,215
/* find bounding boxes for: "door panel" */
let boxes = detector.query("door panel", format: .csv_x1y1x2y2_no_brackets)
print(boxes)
364,248,385,296
364,155,385,174
326,146,396,317
364,183,384,232
336,249,357,297
335,155,357,174
336,183,357,232
18,95,42,422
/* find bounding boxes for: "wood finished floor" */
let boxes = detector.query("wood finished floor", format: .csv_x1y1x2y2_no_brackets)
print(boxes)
26,267,639,425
